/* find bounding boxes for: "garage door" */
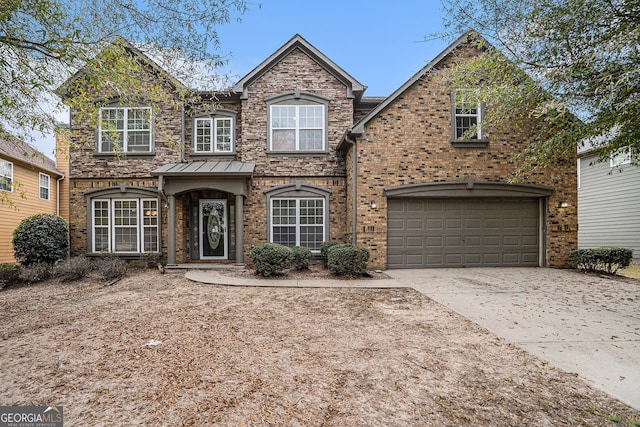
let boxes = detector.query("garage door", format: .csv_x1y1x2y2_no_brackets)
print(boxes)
387,198,540,268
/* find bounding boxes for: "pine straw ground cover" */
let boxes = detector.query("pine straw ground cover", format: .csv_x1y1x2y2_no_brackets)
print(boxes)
1,270,639,426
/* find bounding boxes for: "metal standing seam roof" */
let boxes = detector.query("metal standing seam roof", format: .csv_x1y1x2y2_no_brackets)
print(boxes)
151,160,255,176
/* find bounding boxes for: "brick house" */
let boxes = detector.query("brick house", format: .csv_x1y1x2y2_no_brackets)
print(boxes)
57,32,577,269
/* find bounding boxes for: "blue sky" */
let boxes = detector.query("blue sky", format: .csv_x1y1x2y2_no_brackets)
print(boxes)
35,1,453,157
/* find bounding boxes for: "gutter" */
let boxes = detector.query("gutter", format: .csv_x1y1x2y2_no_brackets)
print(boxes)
180,102,186,162
343,131,358,245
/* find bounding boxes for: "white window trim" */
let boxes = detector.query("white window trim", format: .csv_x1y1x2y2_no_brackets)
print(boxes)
193,116,234,154
0,159,13,192
270,197,325,252
98,106,153,153
91,198,159,253
610,146,632,167
39,173,50,200
269,104,325,152
452,90,484,141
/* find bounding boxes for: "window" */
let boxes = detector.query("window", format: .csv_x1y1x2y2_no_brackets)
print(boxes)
0,159,12,192
194,117,234,153
99,107,152,153
452,90,484,141
91,198,159,253
39,173,50,200
271,198,325,251
267,91,328,152
610,146,632,167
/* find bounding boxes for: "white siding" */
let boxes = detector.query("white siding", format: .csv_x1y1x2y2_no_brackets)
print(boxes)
578,153,640,261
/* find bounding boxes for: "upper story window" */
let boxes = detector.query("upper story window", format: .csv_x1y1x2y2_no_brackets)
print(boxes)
192,109,236,154
267,91,328,153
99,107,152,153
452,90,485,143
39,173,50,200
0,159,12,192
610,146,632,167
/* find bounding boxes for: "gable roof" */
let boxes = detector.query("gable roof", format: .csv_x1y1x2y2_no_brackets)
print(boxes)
0,133,63,176
349,30,478,136
56,37,187,99
232,34,366,100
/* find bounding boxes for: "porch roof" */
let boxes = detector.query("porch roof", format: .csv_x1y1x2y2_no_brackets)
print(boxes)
151,160,255,177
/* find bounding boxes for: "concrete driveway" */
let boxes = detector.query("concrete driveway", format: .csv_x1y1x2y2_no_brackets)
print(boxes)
386,267,640,410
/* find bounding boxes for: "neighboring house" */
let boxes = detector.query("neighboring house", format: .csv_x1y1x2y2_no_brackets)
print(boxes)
0,133,65,263
57,32,577,269
578,145,639,261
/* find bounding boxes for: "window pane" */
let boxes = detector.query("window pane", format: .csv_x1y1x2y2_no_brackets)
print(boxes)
93,200,110,252
215,118,232,152
299,130,323,150
456,116,478,139
127,131,150,152
273,226,296,248
128,108,150,130
100,108,125,152
300,226,324,250
271,106,296,128
195,118,212,152
272,130,296,150
299,106,323,128
0,160,12,191
114,228,138,252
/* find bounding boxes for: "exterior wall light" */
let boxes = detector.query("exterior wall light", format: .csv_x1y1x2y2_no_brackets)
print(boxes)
559,201,569,208
370,201,377,209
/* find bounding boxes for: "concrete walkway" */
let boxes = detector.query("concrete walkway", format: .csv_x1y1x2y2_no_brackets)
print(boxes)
186,267,640,409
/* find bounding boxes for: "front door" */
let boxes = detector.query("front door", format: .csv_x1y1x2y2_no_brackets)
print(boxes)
199,199,227,260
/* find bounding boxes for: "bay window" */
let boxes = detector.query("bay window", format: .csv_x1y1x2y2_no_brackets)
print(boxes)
91,198,159,253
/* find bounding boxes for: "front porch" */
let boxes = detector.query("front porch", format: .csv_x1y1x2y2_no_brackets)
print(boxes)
152,160,255,266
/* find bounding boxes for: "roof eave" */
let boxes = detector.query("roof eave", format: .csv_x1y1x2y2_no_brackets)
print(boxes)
351,30,479,134
232,34,365,100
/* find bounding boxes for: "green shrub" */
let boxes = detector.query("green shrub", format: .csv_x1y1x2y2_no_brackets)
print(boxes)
0,263,21,287
250,243,293,277
320,241,343,266
569,247,633,274
327,244,370,276
291,246,312,270
13,214,68,266
54,257,94,282
96,255,128,280
19,262,52,283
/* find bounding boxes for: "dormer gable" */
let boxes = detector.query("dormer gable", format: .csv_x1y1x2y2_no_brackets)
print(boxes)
232,34,365,100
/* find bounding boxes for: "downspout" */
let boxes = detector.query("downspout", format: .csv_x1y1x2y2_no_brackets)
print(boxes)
180,102,186,162
157,174,168,206
344,132,358,245
56,174,64,216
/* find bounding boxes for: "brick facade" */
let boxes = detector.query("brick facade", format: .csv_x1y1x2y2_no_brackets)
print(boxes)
347,44,577,269
61,34,577,269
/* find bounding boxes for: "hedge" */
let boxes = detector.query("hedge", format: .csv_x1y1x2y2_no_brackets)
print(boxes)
250,243,293,277
569,247,633,275
327,243,370,276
